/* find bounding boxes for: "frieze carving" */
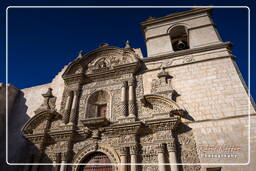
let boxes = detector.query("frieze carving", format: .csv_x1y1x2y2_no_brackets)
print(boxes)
182,54,195,63
86,48,138,74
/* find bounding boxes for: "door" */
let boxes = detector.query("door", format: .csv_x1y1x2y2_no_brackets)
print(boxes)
79,152,112,171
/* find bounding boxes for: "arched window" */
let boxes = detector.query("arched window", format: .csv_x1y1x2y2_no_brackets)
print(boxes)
86,90,110,118
169,25,189,51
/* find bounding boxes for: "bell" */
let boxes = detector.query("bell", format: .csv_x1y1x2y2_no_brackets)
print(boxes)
177,40,186,50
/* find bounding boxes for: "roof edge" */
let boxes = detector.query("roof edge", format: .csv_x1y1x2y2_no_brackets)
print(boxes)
140,8,212,28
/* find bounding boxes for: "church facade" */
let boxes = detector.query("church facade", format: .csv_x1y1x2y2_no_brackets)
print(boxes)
2,8,256,171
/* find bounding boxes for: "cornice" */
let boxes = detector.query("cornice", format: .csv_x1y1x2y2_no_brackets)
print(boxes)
141,8,211,29
142,42,232,63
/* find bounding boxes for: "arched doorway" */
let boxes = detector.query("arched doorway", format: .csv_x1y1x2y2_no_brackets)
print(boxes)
79,152,113,171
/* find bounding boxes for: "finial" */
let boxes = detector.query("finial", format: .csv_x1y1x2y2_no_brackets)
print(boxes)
147,16,155,21
99,43,109,47
157,64,170,79
77,50,84,59
42,88,53,98
34,88,56,113
125,40,131,48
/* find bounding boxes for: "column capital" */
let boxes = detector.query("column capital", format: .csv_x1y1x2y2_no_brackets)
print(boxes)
121,81,128,88
73,89,80,96
119,147,128,156
130,145,138,155
67,90,73,96
128,79,135,86
167,142,176,152
156,143,165,153
50,153,60,162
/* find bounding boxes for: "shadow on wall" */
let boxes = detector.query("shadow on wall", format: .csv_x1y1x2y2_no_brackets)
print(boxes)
174,122,201,171
0,90,30,171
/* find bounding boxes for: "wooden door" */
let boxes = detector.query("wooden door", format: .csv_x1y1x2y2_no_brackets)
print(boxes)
79,152,112,171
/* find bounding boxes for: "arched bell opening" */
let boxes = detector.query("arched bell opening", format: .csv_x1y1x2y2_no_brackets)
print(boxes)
169,25,189,51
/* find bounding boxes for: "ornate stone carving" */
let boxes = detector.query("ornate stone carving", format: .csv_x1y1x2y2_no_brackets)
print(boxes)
182,54,195,63
141,95,184,118
167,142,176,152
35,88,57,114
130,145,138,155
119,147,128,156
142,166,158,171
176,126,201,171
151,67,176,98
85,47,139,77
61,152,69,162
155,143,165,153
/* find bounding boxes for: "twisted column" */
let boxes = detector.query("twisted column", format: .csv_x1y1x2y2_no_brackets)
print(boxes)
156,144,166,171
167,142,179,171
130,145,138,171
128,80,135,117
119,147,128,171
121,81,128,116
63,91,73,124
69,90,80,124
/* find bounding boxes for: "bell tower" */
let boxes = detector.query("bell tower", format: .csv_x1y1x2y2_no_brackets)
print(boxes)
141,8,222,57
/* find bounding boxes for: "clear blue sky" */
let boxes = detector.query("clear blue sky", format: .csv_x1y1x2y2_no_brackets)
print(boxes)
0,0,255,100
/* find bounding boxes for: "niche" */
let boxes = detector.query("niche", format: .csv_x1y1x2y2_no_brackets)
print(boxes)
86,90,110,118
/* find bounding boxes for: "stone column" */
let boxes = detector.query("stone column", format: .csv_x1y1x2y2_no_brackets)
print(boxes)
69,90,80,124
119,147,128,171
156,144,166,171
128,80,135,117
121,81,128,116
60,152,68,171
63,91,73,124
167,142,179,171
130,145,138,171
51,153,59,171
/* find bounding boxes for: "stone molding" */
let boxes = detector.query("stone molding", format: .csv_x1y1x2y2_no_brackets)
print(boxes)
72,144,120,171
142,42,232,62
141,8,211,28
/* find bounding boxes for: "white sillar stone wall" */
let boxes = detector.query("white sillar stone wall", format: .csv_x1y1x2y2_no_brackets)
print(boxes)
6,65,67,166
142,54,255,170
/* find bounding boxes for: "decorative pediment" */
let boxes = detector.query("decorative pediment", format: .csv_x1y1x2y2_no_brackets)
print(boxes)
62,43,141,82
85,47,139,74
21,109,59,135
22,88,61,139
141,94,184,118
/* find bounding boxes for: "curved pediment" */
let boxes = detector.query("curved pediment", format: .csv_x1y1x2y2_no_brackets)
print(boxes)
21,109,59,135
141,94,184,117
63,44,140,81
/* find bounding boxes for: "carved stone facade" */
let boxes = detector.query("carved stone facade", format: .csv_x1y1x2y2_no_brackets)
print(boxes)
3,8,256,171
